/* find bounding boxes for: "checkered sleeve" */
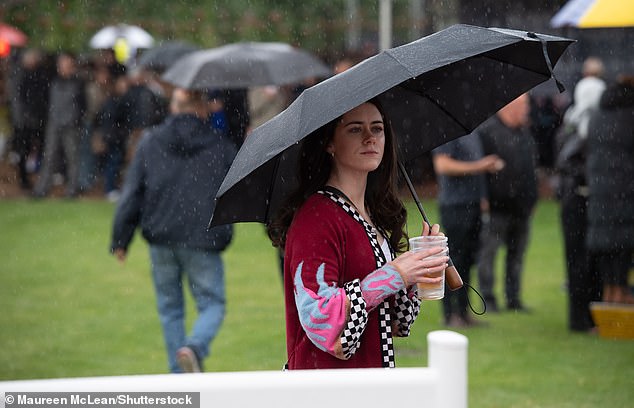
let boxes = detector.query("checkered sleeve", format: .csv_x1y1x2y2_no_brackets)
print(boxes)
391,286,421,337
340,279,369,359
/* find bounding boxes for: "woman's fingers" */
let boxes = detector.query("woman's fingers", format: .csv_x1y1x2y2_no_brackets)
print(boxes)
431,223,441,235
422,222,430,236
420,222,443,236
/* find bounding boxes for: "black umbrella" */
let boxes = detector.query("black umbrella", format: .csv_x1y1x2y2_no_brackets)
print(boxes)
209,24,573,229
136,40,200,72
161,41,332,90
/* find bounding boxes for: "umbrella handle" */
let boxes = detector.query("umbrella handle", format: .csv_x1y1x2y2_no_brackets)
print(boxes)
397,161,463,290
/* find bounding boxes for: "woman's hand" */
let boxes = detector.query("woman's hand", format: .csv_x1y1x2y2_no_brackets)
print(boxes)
388,223,447,287
388,250,447,288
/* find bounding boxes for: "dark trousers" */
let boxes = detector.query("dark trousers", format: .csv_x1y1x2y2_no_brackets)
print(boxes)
560,193,600,331
440,202,481,321
103,146,124,193
12,126,43,188
477,208,531,307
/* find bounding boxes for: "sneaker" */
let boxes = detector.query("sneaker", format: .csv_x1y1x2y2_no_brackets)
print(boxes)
176,346,201,373
106,190,121,203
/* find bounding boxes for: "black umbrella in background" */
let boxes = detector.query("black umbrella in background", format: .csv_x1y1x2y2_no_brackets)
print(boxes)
161,41,332,90
210,25,573,229
136,40,200,72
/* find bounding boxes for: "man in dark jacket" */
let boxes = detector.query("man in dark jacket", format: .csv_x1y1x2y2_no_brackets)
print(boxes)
476,93,538,312
110,88,236,373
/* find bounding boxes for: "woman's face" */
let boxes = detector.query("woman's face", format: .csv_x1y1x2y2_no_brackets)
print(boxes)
326,102,385,176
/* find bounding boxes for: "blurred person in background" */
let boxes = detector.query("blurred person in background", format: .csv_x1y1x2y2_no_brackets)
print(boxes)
12,48,50,190
206,90,228,135
93,71,130,202
555,57,606,332
33,51,86,198
586,74,634,304
119,67,167,164
563,57,606,141
221,89,249,149
79,61,114,192
476,93,538,312
247,85,288,133
432,133,503,326
110,88,236,373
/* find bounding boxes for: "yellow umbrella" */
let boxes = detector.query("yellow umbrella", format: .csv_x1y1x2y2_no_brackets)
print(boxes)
551,0,634,28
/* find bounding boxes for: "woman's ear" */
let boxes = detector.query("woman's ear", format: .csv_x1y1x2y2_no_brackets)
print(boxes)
326,143,334,156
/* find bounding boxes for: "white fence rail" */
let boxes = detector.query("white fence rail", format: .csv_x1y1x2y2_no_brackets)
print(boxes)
1,330,468,408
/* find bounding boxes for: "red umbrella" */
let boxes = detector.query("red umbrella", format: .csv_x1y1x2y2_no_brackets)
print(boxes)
0,22,28,46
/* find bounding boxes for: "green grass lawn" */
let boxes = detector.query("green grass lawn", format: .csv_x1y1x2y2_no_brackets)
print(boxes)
1,198,632,407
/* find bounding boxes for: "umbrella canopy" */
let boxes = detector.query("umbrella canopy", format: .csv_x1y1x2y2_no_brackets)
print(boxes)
0,22,28,46
209,24,573,227
551,0,634,28
89,24,154,49
136,40,200,72
161,41,332,90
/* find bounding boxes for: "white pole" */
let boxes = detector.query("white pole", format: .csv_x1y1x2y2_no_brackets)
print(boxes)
379,0,392,51
428,330,469,408
409,0,425,41
346,0,361,52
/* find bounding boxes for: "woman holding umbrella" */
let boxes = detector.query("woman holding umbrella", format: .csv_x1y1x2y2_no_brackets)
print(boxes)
268,98,447,369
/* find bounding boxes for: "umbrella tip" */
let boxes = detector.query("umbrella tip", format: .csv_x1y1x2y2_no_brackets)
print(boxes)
527,31,566,94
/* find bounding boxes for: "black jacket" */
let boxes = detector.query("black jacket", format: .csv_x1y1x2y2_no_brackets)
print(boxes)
111,114,236,251
477,116,538,215
586,80,634,252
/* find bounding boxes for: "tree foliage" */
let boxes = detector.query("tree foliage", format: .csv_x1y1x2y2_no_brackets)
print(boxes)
1,0,565,62
2,0,381,62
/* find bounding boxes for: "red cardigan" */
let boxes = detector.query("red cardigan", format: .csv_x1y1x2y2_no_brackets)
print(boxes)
284,193,392,369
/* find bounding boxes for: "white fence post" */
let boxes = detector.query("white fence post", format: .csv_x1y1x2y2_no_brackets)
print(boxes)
428,330,469,408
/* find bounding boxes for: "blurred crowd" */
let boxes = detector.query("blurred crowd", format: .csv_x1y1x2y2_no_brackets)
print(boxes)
3,49,162,199
0,45,570,203
0,47,300,201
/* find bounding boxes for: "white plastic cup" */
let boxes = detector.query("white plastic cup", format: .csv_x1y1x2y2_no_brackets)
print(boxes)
408,235,449,300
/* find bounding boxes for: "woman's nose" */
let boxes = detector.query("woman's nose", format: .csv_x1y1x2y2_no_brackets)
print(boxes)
362,128,376,142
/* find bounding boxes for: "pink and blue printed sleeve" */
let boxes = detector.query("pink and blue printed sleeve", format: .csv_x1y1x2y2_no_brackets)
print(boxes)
293,260,410,360
293,261,352,359
359,264,406,311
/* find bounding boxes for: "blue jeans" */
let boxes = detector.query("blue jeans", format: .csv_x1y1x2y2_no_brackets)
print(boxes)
149,245,226,373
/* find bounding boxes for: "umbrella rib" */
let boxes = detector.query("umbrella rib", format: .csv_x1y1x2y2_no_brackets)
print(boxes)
397,46,556,136
263,154,283,224
398,85,471,134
